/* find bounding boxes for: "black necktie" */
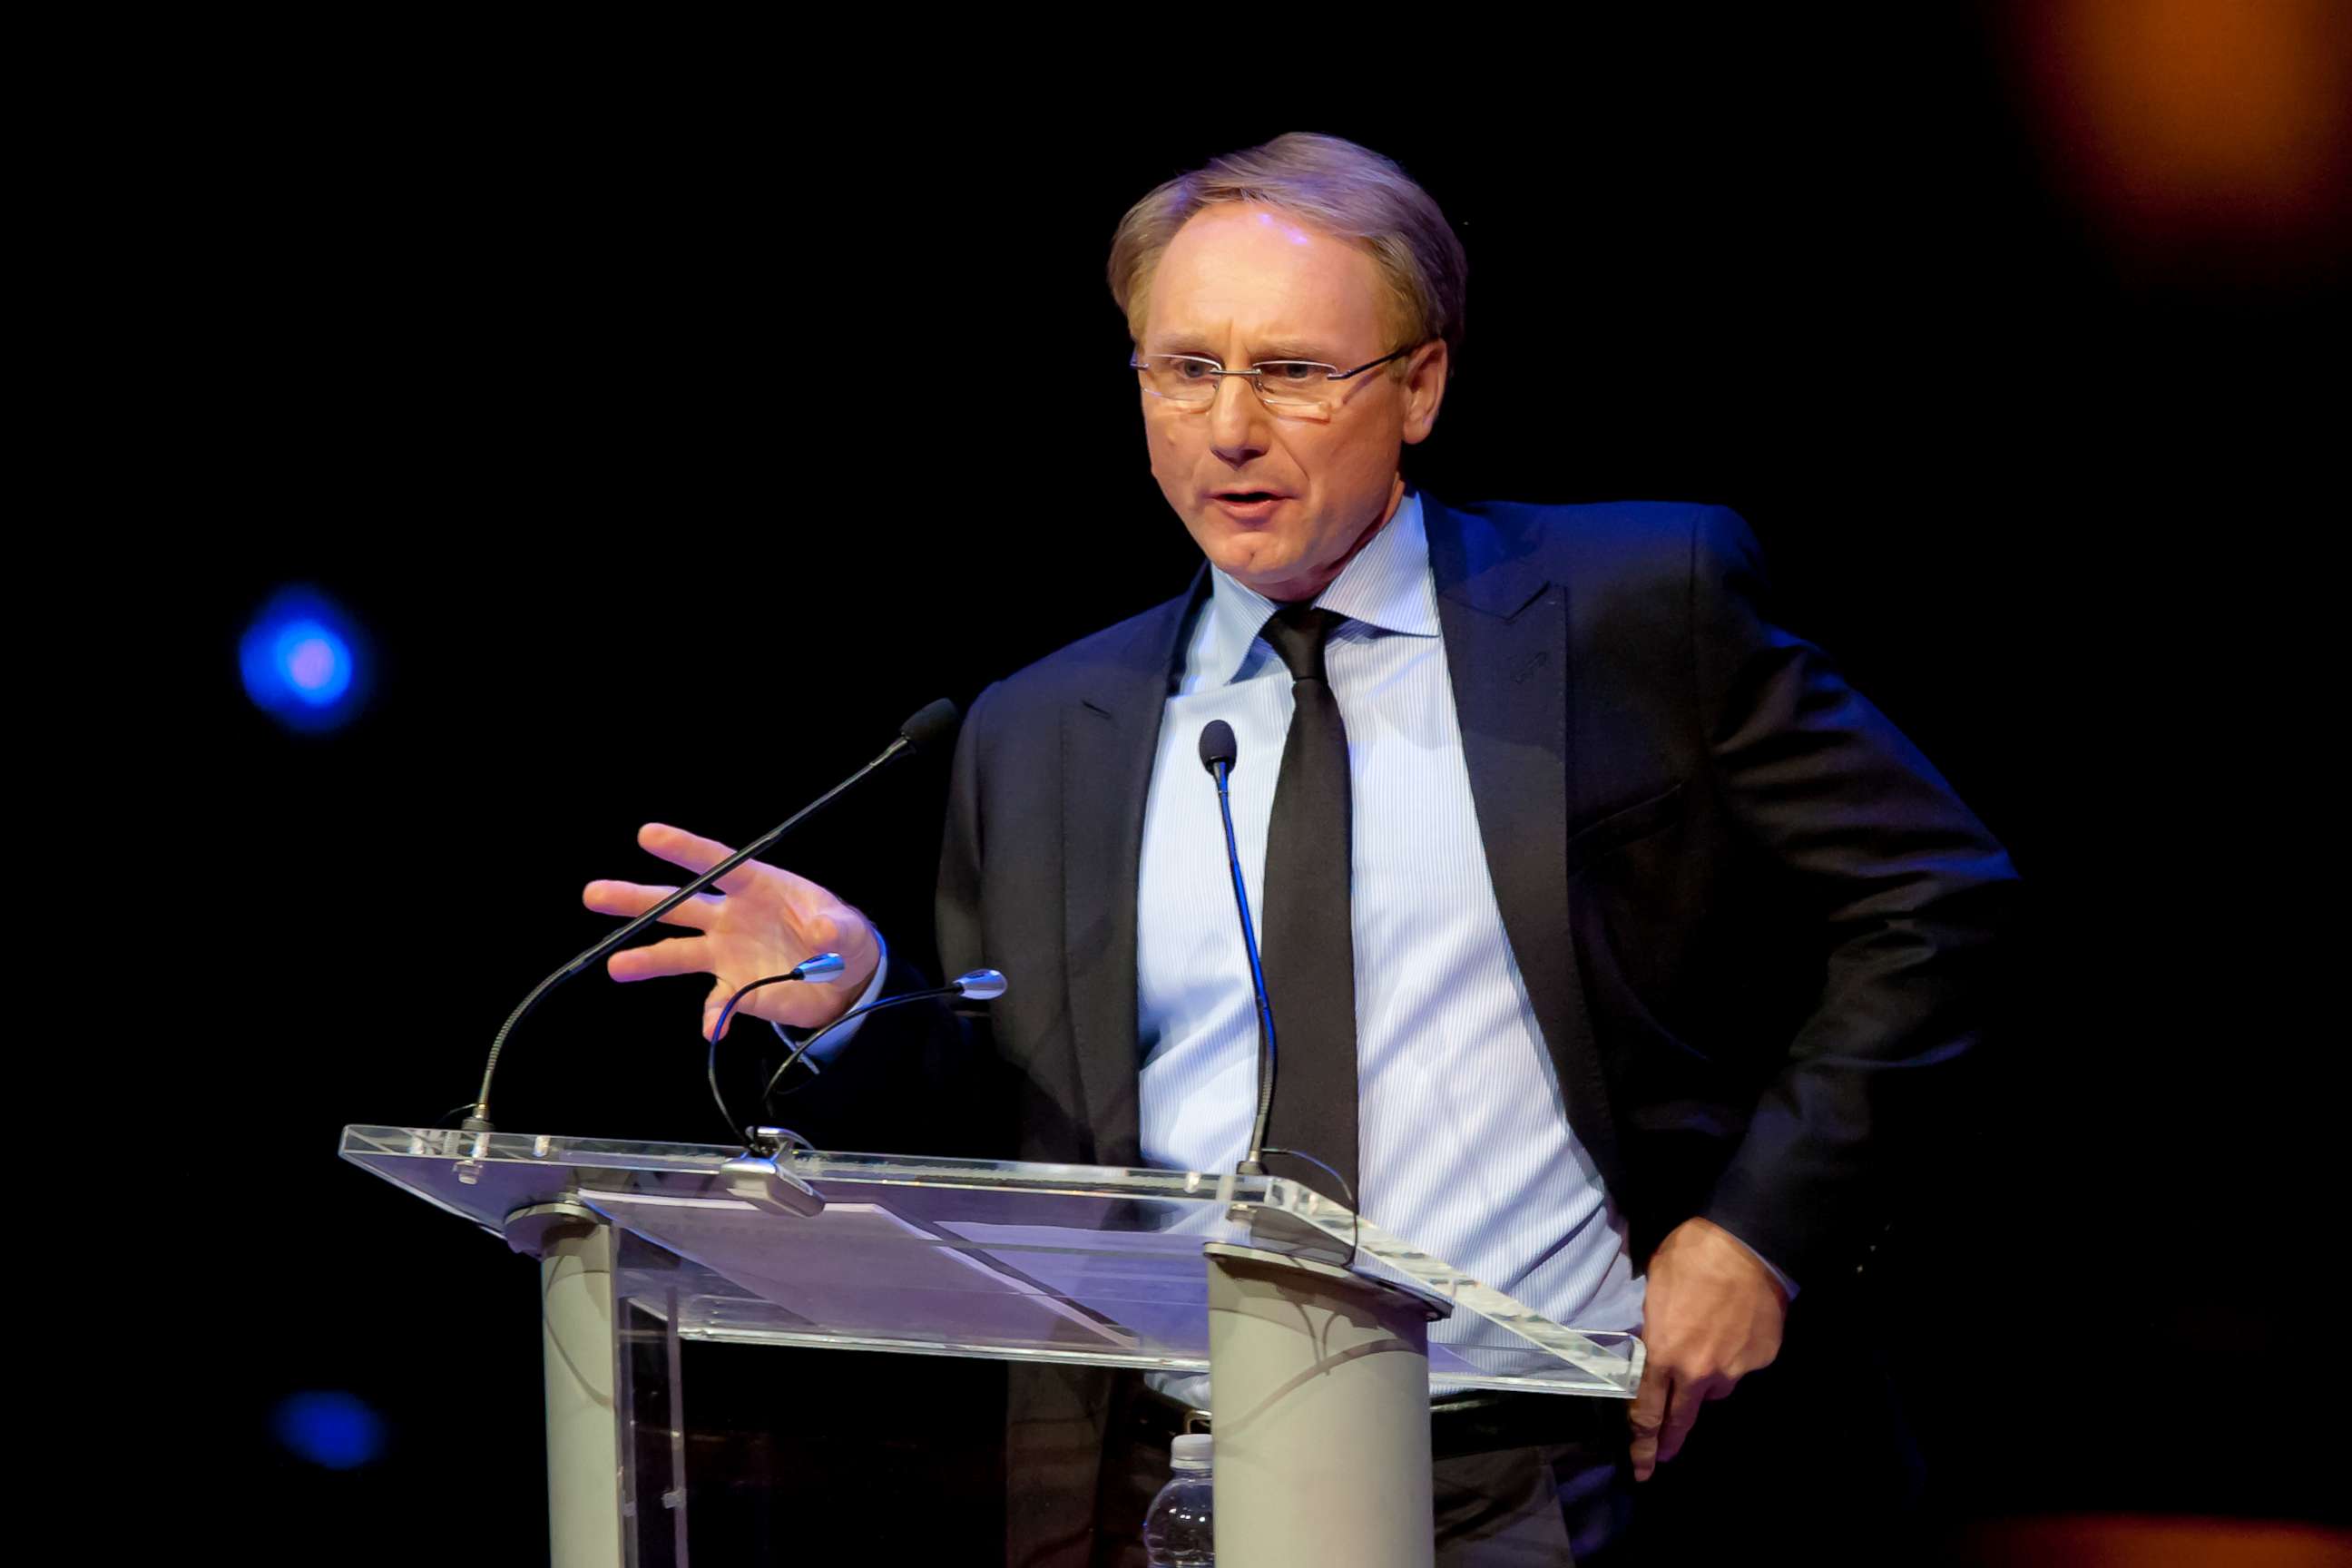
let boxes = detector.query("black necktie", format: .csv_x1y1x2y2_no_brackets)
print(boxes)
1256,604,1358,1206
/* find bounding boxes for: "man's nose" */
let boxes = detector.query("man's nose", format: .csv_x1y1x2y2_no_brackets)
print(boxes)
1208,373,1269,466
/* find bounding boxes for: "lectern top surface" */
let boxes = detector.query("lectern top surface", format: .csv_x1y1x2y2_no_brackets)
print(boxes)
340,1124,1642,1397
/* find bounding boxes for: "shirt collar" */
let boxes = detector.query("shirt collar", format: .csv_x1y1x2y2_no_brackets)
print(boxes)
1193,489,1439,687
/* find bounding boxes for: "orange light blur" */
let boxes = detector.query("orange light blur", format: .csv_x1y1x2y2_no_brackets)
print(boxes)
2009,0,2349,248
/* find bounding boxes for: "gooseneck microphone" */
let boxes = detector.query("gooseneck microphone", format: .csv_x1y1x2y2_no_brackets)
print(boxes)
461,699,962,1133
753,968,1009,1108
1199,720,1279,1177
703,952,853,1045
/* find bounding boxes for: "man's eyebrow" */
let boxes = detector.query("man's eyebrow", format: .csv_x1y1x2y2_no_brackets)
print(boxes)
1146,333,1341,362
1250,339,1339,362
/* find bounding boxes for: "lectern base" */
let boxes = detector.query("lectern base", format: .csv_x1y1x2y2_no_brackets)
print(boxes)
1205,1243,1446,1568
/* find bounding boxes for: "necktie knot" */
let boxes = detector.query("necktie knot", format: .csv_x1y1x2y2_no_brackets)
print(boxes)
1261,604,1344,684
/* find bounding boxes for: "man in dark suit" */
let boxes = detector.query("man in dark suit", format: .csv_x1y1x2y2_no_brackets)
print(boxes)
585,133,2017,1563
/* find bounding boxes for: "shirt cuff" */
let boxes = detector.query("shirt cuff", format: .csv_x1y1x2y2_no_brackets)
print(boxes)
769,931,889,1065
1720,1227,1800,1301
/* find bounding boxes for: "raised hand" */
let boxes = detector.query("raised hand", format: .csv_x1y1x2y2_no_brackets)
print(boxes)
582,822,882,1041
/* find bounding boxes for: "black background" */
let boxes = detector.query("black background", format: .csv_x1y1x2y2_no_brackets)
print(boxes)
93,12,2342,1563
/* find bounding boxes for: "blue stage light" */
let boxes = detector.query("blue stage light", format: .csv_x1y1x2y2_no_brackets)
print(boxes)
271,1390,387,1469
240,587,368,731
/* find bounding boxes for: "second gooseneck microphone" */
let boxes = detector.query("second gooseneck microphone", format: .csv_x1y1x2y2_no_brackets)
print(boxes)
756,968,1009,1106
1199,720,1278,1177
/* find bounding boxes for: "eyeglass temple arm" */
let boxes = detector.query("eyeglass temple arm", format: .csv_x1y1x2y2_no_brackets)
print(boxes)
1327,345,1416,381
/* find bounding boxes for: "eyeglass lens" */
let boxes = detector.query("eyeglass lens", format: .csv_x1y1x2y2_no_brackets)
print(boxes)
1134,356,1338,408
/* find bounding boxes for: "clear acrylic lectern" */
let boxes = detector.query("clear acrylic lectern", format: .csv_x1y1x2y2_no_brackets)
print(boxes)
342,1125,1641,1567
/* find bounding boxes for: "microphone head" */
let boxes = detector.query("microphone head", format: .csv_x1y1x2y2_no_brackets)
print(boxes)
1198,720,1238,775
952,968,1008,1001
789,953,848,983
898,699,962,755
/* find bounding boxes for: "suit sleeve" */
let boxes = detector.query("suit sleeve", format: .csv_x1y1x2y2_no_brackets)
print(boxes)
1687,507,2021,1289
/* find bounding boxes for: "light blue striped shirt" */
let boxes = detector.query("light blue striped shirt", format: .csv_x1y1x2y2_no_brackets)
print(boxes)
1135,492,1647,1369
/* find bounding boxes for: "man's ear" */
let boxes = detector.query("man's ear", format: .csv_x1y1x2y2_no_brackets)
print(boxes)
1401,340,1450,446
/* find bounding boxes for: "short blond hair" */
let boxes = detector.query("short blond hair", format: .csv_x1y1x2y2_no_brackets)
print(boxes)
1108,132,1467,372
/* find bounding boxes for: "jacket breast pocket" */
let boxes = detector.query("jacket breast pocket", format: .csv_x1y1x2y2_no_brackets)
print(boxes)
1566,781,1686,877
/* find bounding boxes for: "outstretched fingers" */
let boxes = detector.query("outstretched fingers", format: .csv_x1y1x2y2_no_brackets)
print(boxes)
606,936,714,983
582,879,729,929
636,822,768,897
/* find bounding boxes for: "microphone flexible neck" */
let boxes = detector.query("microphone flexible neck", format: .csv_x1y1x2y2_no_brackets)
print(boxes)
756,984,966,1108
1210,759,1279,1175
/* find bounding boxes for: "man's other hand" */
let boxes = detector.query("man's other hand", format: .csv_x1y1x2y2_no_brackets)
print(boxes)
1627,1215,1790,1482
582,822,882,1041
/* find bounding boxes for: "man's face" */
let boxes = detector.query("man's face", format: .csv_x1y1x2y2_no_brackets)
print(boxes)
1138,203,1446,602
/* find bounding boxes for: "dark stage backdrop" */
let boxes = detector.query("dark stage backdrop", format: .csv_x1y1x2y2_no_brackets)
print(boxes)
110,14,2340,1563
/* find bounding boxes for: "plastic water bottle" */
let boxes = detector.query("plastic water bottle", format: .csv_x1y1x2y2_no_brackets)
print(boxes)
1143,1432,1215,1564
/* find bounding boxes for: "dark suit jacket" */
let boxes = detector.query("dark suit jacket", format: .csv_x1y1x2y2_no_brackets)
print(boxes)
798,495,2020,1563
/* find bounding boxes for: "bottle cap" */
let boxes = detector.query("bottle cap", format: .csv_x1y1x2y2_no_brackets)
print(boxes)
1171,1433,1213,1468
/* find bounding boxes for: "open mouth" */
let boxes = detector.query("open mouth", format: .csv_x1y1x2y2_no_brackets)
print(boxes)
1214,491,1282,507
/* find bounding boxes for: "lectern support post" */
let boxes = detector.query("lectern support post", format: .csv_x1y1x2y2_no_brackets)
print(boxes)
1205,1243,1442,1568
506,1201,623,1568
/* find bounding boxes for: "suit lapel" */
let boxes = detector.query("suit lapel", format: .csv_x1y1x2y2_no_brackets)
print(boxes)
1425,498,1624,1194
1060,574,1207,1168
